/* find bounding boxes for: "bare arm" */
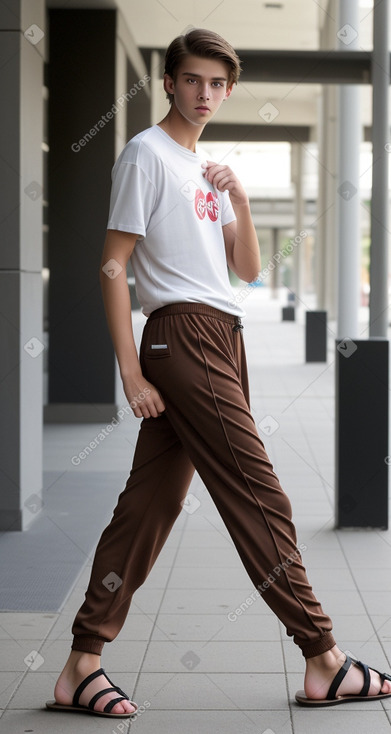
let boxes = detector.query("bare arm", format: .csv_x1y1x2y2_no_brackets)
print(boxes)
202,161,261,283
100,229,165,418
222,212,260,283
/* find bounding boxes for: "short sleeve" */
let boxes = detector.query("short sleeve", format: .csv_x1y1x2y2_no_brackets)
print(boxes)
107,162,157,237
220,189,236,226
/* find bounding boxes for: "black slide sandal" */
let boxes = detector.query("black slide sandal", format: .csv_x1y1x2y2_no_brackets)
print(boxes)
46,667,138,718
295,653,391,706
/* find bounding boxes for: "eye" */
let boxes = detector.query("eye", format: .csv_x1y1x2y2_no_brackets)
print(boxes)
187,78,198,84
212,82,223,87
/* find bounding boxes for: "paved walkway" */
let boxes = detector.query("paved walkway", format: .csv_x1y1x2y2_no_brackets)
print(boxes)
1,288,391,734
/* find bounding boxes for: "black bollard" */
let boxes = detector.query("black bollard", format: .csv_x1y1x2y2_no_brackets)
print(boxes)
335,337,389,529
282,306,295,321
306,311,327,362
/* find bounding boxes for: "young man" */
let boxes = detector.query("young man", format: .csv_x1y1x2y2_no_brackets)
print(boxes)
47,28,391,718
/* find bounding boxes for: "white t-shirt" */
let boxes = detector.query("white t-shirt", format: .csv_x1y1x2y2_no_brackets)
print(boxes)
107,124,245,317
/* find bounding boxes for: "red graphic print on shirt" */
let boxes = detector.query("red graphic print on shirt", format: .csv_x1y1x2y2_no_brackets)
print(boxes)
194,189,219,222
206,192,219,222
195,189,206,219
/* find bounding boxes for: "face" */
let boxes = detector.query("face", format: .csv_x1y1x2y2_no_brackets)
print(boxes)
164,54,233,126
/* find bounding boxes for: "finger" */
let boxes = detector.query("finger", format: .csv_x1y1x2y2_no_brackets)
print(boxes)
134,397,153,418
141,404,154,419
207,166,230,183
210,173,233,191
155,395,166,412
147,394,162,417
153,396,166,416
203,164,227,179
207,174,232,192
147,387,166,413
133,405,144,419
146,401,161,419
202,165,225,181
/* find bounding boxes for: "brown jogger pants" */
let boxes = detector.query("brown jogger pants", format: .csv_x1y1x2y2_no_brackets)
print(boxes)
71,302,335,659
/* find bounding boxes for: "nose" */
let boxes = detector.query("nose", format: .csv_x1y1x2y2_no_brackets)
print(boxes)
198,84,210,100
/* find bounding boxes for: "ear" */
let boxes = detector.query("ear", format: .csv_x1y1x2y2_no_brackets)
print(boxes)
224,84,234,101
163,73,175,96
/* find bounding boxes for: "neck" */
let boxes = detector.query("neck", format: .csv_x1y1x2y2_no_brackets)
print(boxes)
157,105,205,152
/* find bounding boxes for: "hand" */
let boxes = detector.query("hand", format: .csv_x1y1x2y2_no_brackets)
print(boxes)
121,373,166,419
202,160,248,208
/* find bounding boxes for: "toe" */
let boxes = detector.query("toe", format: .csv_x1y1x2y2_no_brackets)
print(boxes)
370,669,391,696
380,678,391,695
111,699,136,714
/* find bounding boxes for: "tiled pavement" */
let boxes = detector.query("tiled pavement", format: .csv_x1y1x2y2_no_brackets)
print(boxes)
1,288,391,733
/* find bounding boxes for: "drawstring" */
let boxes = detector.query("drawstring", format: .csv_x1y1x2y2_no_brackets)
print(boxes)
233,317,243,332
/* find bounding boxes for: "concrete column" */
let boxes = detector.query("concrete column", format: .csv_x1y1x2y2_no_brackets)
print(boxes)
369,0,389,336
336,0,361,339
45,9,150,423
316,84,338,319
0,0,45,530
291,143,304,303
316,0,339,320
323,85,338,320
117,9,151,141
114,22,128,161
334,0,389,529
151,51,162,125
270,228,279,297
45,9,117,423
315,90,326,310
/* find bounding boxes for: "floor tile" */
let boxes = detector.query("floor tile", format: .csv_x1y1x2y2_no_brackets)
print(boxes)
166,565,253,590
291,709,391,733
0,613,57,641
134,671,289,710
0,673,24,709
150,613,280,642
159,588,271,616
142,640,284,673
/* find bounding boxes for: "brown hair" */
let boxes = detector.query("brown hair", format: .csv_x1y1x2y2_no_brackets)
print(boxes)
164,28,241,104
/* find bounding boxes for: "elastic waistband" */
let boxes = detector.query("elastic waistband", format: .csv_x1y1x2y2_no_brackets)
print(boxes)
147,302,242,326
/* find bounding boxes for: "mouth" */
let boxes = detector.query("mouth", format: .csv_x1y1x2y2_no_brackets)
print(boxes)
195,106,210,111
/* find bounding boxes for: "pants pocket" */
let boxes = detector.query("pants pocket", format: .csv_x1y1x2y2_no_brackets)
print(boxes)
144,343,171,359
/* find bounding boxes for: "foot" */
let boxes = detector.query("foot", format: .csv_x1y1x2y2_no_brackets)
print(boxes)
54,651,136,715
304,645,391,700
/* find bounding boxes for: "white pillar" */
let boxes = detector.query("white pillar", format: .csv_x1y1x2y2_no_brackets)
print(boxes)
369,0,389,336
316,0,338,318
324,85,339,320
0,0,45,529
315,90,326,309
271,228,279,298
316,85,338,319
336,0,361,339
291,143,304,304
150,50,162,125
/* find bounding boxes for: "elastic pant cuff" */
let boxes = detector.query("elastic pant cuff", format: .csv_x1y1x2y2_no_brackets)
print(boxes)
71,635,105,656
299,632,336,659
